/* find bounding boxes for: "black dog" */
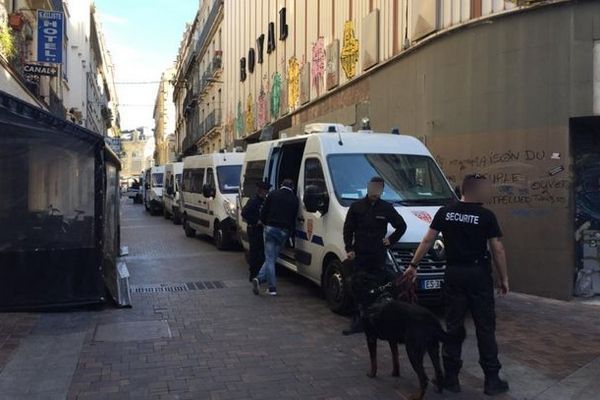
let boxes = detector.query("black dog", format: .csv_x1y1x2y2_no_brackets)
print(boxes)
354,273,464,400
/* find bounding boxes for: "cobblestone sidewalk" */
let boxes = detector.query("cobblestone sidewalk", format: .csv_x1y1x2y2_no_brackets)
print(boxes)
0,200,598,400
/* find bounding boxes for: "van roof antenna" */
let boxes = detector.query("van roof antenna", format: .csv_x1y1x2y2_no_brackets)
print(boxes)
329,125,343,146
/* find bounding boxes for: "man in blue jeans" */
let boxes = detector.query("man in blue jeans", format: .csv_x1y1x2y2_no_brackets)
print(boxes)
252,179,299,296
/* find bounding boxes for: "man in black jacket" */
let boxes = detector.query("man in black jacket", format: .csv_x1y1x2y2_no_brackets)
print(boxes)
342,176,407,335
404,174,509,396
241,181,271,281
252,178,299,296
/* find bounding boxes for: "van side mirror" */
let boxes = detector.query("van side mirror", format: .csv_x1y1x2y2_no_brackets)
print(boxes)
202,184,216,198
304,185,329,215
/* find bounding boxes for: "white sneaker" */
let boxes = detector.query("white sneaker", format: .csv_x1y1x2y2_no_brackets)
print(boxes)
266,289,277,296
252,278,260,295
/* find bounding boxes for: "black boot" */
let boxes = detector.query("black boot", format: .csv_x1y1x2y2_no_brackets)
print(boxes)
484,374,509,396
342,314,363,336
442,374,461,393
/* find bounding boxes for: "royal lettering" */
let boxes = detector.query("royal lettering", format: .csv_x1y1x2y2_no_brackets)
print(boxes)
256,34,264,64
267,22,276,53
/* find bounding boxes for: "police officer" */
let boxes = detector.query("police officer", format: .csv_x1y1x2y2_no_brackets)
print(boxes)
404,174,510,396
342,176,407,335
241,181,271,281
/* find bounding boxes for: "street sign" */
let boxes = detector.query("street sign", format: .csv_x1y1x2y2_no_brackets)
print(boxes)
23,63,58,77
37,10,63,64
105,137,122,155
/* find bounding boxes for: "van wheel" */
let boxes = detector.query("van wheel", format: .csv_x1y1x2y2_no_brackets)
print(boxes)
214,221,229,250
324,258,352,315
183,216,196,238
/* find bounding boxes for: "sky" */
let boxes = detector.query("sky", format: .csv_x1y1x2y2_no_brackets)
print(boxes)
95,0,198,130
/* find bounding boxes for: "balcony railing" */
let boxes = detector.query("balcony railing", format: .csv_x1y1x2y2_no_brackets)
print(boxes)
203,109,222,135
212,53,222,74
194,0,223,57
181,109,222,155
183,90,197,116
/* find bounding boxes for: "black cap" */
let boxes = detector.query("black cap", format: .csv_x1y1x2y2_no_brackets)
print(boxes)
370,176,385,185
256,181,272,190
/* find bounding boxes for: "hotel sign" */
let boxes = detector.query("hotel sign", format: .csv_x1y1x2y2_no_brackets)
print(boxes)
37,10,63,64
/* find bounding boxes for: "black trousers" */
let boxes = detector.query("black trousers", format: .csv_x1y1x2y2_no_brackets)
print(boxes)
443,264,502,377
247,225,264,280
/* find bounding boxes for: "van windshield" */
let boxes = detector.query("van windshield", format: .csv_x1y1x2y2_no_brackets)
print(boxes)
328,154,455,207
152,173,163,187
217,165,242,194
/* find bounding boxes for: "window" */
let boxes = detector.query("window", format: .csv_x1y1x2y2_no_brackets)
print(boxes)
191,168,205,193
183,168,204,193
242,160,266,197
327,154,455,207
182,170,191,191
304,158,327,194
151,173,163,187
217,165,242,194
206,168,215,189
0,139,95,251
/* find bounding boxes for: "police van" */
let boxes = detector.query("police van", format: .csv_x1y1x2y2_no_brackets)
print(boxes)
181,153,244,250
163,162,183,224
237,123,455,313
143,166,165,215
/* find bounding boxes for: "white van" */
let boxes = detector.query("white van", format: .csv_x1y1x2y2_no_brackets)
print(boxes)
144,165,165,215
181,153,244,249
238,123,455,313
163,162,184,224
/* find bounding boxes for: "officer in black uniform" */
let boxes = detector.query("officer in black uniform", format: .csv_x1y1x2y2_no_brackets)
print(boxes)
342,176,407,335
241,181,271,281
405,174,510,396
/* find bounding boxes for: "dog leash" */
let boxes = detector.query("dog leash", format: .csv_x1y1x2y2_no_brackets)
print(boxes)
368,275,418,304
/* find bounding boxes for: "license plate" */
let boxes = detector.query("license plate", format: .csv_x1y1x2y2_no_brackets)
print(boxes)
420,279,443,290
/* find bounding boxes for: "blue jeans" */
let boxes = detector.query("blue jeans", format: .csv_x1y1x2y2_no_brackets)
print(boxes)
257,226,289,290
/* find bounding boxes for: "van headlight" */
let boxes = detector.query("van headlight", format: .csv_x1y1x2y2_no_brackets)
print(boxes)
223,199,237,219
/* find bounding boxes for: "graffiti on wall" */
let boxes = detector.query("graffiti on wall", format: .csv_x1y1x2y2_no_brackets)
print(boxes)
270,72,281,119
300,62,310,105
235,101,244,137
326,39,340,90
341,21,359,79
280,69,288,115
256,83,268,129
288,56,300,110
435,148,570,213
245,94,254,134
311,37,325,95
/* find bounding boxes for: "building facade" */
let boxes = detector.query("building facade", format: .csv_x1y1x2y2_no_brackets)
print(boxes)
120,127,154,180
0,0,67,112
153,67,176,165
0,0,118,136
220,0,600,300
173,0,224,157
